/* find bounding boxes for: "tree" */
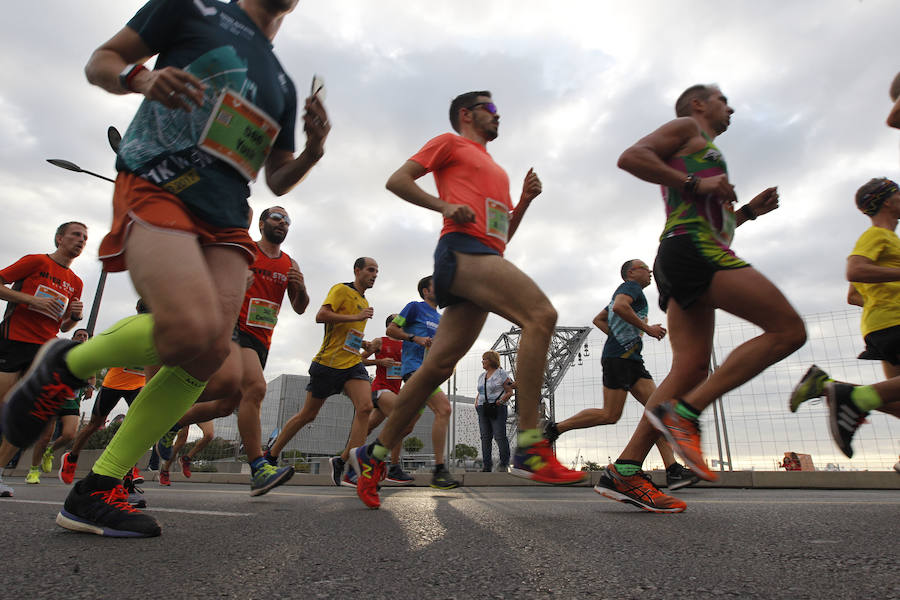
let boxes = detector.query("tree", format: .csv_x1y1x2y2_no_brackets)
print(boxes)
582,460,604,472
453,443,477,459
403,436,424,453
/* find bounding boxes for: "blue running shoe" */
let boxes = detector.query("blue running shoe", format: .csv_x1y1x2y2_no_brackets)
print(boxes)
250,463,295,497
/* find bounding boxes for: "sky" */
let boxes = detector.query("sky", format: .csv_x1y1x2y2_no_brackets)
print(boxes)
2,1,900,459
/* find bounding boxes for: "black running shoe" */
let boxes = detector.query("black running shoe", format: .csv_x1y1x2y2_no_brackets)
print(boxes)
2,339,84,448
123,471,147,508
56,473,161,538
430,466,460,490
666,463,701,491
825,382,868,458
329,456,345,486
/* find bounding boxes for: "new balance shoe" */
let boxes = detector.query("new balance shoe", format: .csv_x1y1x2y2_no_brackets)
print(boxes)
59,452,78,485
41,446,54,473
131,466,144,485
2,339,84,448
328,456,346,486
0,480,13,497
594,464,686,513
341,465,358,488
250,463,294,497
180,455,192,478
825,382,868,458
790,365,830,412
158,469,171,486
430,466,460,490
646,400,717,482
26,466,41,484
155,429,179,462
385,464,415,485
348,446,384,509
510,439,586,484
665,463,701,491
56,474,160,538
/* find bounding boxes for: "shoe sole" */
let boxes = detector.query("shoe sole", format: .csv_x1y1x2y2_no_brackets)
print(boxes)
825,383,854,458
594,483,686,513
384,477,415,485
429,481,460,490
789,366,826,412
347,448,380,509
56,510,160,538
249,466,295,497
340,479,357,488
667,476,701,491
328,457,345,486
508,467,586,485
58,454,76,484
645,407,718,482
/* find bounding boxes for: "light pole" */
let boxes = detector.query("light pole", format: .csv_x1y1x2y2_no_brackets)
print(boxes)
46,126,120,336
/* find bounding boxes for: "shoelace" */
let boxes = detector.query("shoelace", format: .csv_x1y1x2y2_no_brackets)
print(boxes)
91,485,140,513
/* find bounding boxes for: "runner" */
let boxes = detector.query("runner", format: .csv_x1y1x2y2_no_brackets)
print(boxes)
0,221,86,498
790,178,900,457
595,84,806,512
349,90,585,509
158,420,213,485
387,275,459,489
1,0,328,537
265,257,377,487
543,259,698,490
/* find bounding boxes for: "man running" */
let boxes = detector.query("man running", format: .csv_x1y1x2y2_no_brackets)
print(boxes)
2,0,328,537
543,259,697,490
349,91,584,509
387,276,458,489
265,257,378,487
158,420,214,486
595,84,806,512
0,221,86,498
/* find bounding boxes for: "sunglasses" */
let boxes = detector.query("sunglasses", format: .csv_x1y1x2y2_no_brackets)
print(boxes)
267,211,291,225
466,101,498,115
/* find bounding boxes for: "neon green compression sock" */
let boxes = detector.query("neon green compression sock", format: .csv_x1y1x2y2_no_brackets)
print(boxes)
91,366,206,479
517,428,543,447
65,314,160,379
850,385,883,412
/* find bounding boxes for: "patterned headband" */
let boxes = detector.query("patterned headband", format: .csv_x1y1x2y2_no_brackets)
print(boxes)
857,179,899,216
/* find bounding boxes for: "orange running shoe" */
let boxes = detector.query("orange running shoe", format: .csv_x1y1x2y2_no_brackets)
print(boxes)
348,446,384,509
58,452,78,485
646,399,717,481
131,466,144,485
510,440,587,484
594,464,686,513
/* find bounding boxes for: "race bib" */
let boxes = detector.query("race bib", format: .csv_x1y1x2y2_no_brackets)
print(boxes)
198,88,281,181
342,328,364,354
246,298,280,330
485,197,509,242
387,364,402,379
28,285,68,320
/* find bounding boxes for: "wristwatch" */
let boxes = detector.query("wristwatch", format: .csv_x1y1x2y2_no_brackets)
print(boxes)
119,63,147,92
408,334,415,342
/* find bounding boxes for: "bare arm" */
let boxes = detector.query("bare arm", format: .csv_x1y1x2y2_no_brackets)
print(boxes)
386,321,430,347
263,96,330,196
611,294,666,340
386,160,476,224
592,308,610,335
286,259,309,315
316,304,372,324
508,168,542,241
888,95,900,130
847,254,900,283
500,378,515,403
847,284,864,307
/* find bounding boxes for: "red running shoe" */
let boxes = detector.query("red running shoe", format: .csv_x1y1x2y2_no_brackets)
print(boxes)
348,446,384,509
180,455,192,478
59,452,78,485
131,466,144,485
646,399,717,481
510,439,587,484
159,469,171,486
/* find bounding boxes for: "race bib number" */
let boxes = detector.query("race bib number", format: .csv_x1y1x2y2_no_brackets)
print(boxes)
387,364,402,379
198,88,281,181
246,298,280,330
485,197,509,242
28,285,68,320
343,328,364,354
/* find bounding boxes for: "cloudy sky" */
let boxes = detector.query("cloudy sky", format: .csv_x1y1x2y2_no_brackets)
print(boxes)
2,1,899,462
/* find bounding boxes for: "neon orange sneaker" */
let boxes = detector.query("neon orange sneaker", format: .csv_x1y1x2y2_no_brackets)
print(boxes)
594,464,686,513
510,439,587,484
646,399,717,481
58,452,78,485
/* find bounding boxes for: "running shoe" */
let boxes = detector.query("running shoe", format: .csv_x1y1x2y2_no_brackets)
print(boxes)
790,365,831,412
542,420,561,444
263,451,278,467
665,463,701,491
341,465,358,488
41,446,54,473
825,382,869,458
348,446,384,509
26,466,41,484
56,474,160,538
646,400,717,482
430,466,460,490
594,464,686,513
180,455,192,478
0,480,13,497
328,456,346,486
131,466,144,485
250,463,294,497
385,464,415,485
155,428,179,462
510,439,587,484
122,474,146,508
1,339,84,448
158,469,171,486
59,452,78,484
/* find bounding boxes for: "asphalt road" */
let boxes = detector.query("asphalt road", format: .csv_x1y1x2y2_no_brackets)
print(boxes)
2,477,897,600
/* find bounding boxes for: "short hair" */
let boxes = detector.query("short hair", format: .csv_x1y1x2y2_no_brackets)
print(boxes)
417,275,433,299
259,206,286,222
72,328,89,338
54,221,87,247
675,84,715,117
353,257,370,271
449,91,491,133
891,72,900,102
385,314,398,328
136,298,150,314
620,260,636,281
482,350,501,369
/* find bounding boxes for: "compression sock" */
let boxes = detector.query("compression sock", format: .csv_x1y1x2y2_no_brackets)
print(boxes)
370,440,389,461
91,366,206,479
850,385,883,412
675,399,701,421
517,428,543,448
65,314,160,379
613,460,643,476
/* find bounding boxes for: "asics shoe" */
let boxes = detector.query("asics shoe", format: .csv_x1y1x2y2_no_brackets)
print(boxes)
594,464,686,513
180,455,192,478
249,462,294,497
430,466,460,490
825,383,868,458
158,469,171,486
328,456,346,486
56,474,160,538
665,463,701,491
41,446,54,473
646,400,717,482
790,365,831,412
59,452,78,484
510,439,586,484
385,464,415,485
348,446,384,509
25,466,41,484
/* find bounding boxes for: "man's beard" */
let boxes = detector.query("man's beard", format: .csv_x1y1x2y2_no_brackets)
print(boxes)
263,225,286,244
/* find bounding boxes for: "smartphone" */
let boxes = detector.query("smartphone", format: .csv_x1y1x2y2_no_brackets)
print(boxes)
310,74,326,101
